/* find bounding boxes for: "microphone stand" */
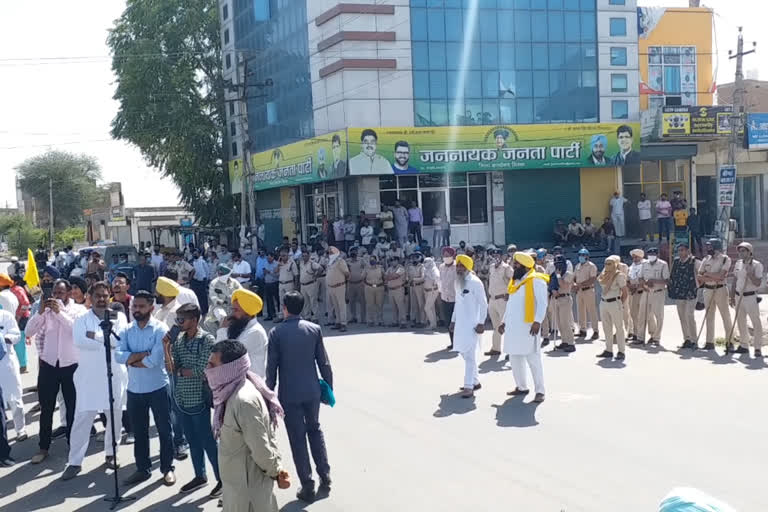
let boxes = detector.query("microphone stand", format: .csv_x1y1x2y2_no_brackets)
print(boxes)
99,310,136,510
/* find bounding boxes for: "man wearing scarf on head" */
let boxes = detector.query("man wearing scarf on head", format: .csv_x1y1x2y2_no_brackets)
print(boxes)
596,255,628,361
499,252,549,403
217,289,269,378
450,254,487,398
206,340,289,512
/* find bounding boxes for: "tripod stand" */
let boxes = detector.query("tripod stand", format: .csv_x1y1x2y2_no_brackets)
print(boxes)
99,310,136,510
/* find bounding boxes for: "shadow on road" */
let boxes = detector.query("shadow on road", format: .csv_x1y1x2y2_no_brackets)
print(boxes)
491,398,540,428
596,358,626,369
433,392,477,418
478,357,509,374
424,348,457,363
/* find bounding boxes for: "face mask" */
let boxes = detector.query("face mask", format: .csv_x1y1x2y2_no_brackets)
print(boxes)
443,256,454,265
578,256,586,264
156,296,164,305
707,249,715,256
648,256,658,263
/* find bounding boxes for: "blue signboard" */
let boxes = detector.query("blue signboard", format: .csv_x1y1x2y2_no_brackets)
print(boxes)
746,113,768,150
718,165,736,207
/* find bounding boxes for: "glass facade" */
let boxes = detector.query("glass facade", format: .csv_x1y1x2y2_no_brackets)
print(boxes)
233,0,313,153
410,0,599,126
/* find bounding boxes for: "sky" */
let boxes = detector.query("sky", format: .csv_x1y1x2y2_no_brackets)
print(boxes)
1,1,766,211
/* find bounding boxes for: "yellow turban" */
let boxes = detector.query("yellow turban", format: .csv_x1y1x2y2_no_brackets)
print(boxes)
232,288,263,316
156,277,180,298
513,251,535,269
456,254,474,271
0,273,13,287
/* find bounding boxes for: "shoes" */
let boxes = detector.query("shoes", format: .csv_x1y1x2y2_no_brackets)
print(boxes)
15,433,28,442
122,432,135,445
560,344,576,353
180,476,208,494
20,366,27,374
506,388,529,396
590,332,600,341
648,339,660,347
296,486,316,503
367,322,375,327
533,393,545,403
0,457,15,467
163,470,177,486
541,338,550,348
446,344,453,350
596,350,613,358
459,383,482,392
30,449,49,464
460,388,474,398
576,331,587,338
105,455,119,470
52,426,67,439
340,325,347,332
615,352,626,361
735,346,749,354
123,471,151,485
679,340,694,349
174,444,189,461
703,343,715,351
331,324,340,330
209,481,223,498
484,349,501,356
399,324,407,330
61,465,81,481
629,339,645,346
628,333,636,341
319,476,332,494
755,349,763,358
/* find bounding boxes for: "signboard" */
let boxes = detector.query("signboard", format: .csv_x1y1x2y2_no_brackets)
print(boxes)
746,113,768,150
717,165,737,207
662,106,743,137
228,130,348,192
347,123,641,175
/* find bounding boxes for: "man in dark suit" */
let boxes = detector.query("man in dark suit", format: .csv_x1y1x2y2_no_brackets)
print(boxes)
611,124,641,165
330,134,347,178
266,291,333,504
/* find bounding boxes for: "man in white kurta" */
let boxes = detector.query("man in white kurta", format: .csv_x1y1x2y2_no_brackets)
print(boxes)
449,255,488,398
0,309,25,440
500,252,548,403
62,283,128,480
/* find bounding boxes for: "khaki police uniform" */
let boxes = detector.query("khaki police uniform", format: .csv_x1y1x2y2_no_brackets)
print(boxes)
618,262,631,333
363,265,385,325
574,260,599,335
627,261,651,340
554,270,576,346
347,258,366,323
487,261,513,352
326,257,350,326
406,262,426,326
640,259,669,342
600,272,627,353
299,258,322,321
423,269,440,330
733,257,764,350
385,264,407,327
475,256,490,296
277,257,297,320
314,254,329,323
698,253,733,345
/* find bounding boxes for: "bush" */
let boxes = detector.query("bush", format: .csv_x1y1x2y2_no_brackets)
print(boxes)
55,227,86,248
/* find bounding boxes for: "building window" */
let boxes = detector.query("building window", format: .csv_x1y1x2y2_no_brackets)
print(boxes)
609,18,627,37
611,73,628,93
231,141,238,157
230,122,236,137
648,46,697,106
222,4,228,20
225,53,232,69
610,47,627,66
229,101,235,116
609,0,626,4
612,100,629,119
224,29,230,45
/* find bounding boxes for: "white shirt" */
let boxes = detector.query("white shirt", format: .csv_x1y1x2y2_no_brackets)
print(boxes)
0,289,19,316
450,273,488,354
610,196,628,217
637,200,652,220
231,260,252,284
150,253,164,272
216,317,268,378
502,271,549,356
193,257,210,281
360,226,374,245
176,286,200,308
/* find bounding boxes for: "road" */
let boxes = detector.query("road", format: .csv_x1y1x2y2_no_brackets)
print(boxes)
0,304,765,511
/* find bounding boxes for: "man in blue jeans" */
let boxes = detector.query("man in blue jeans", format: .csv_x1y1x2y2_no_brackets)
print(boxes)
115,290,176,486
168,303,221,497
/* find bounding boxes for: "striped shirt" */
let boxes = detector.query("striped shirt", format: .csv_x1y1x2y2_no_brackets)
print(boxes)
171,328,215,409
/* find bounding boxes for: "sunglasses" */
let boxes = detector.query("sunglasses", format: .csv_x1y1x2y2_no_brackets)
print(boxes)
175,316,189,325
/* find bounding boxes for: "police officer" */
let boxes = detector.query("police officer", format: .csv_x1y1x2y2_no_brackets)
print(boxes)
385,255,407,329
326,246,350,331
640,247,669,346
552,255,576,352
474,246,490,293
486,248,513,356
574,248,599,340
627,249,647,343
314,246,329,324
347,247,367,324
697,238,733,351
298,251,322,322
276,249,298,322
731,242,764,356
406,252,425,328
363,255,385,326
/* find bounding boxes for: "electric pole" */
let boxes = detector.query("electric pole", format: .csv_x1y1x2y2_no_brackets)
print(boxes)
48,177,54,253
720,28,756,243
234,52,258,250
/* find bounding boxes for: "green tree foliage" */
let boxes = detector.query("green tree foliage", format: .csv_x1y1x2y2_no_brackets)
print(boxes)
54,227,86,248
0,214,47,257
108,0,234,227
16,151,107,229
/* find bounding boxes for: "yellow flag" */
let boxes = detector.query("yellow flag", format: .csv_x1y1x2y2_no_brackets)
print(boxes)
26,248,40,289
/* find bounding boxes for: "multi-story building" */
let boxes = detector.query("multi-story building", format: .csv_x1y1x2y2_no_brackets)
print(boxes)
220,0,641,247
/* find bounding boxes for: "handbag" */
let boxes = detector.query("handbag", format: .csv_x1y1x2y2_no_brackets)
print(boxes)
319,379,335,407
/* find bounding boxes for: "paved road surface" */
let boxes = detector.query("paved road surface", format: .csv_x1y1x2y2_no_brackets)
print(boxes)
0,304,765,511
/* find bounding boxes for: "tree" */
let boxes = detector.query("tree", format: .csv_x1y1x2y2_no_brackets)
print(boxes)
108,0,234,228
54,227,86,248
16,150,107,229
0,214,47,257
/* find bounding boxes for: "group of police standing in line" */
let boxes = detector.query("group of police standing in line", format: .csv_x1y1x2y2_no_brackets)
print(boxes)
255,235,765,362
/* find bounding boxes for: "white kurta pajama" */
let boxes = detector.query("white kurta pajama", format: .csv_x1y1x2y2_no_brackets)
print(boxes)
503,271,548,395
68,310,129,467
0,310,25,436
450,273,488,389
